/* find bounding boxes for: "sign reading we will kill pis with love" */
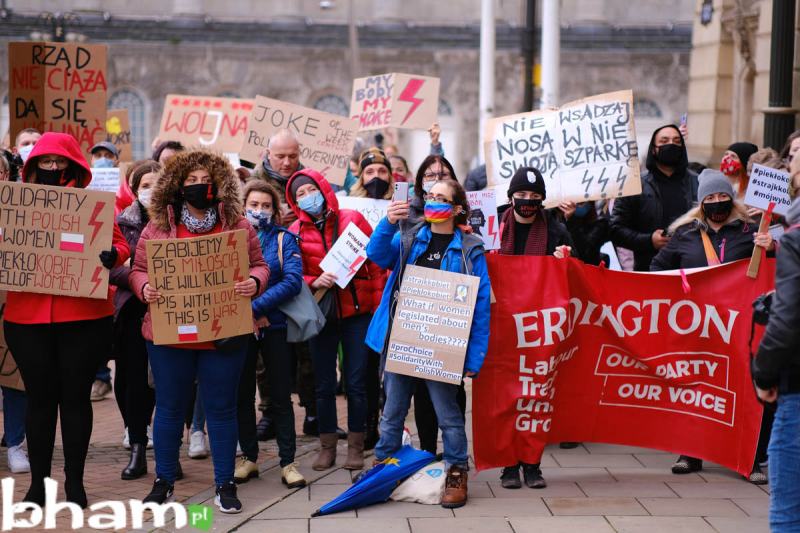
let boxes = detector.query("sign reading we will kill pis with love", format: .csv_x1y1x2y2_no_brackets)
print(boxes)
145,229,252,345
350,73,440,131
0,180,115,298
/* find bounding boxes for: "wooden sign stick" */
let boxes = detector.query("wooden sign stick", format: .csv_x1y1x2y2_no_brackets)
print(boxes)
747,201,776,279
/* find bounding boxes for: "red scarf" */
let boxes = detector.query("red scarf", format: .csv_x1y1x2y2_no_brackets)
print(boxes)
500,206,548,256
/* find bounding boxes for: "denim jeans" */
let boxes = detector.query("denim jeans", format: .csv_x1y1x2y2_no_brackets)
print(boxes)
1,386,27,447
308,314,371,434
769,393,800,532
147,342,246,485
239,330,296,466
376,371,468,468
191,387,206,434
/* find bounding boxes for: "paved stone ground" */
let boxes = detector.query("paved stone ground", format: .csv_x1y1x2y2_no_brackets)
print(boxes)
0,380,770,532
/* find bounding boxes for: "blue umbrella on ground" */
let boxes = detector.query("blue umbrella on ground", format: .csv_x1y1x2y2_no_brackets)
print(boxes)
311,445,435,516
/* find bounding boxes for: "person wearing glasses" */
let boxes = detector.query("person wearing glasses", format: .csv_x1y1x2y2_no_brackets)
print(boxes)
365,179,491,509
4,132,130,507
408,155,459,225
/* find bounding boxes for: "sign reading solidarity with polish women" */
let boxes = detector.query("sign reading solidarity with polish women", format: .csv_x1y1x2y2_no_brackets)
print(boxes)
473,256,774,476
484,90,641,207
349,73,440,131
8,41,108,159
145,229,252,345
240,96,358,186
0,181,115,298
158,95,254,154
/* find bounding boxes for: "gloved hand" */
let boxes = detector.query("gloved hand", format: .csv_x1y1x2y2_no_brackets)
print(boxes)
99,246,118,269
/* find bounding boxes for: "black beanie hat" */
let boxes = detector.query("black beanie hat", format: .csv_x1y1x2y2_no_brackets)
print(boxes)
507,166,546,199
358,147,392,176
289,174,317,201
727,142,759,169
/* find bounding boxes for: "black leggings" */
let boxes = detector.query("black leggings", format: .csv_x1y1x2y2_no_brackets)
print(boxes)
414,379,467,455
4,317,112,489
113,300,155,445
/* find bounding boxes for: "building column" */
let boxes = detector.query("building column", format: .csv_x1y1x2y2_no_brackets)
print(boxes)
763,0,797,150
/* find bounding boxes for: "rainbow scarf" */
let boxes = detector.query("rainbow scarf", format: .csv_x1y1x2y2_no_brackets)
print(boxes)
424,201,453,224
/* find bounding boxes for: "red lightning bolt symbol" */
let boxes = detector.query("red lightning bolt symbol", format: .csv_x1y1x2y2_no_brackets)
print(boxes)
88,201,106,245
211,318,222,338
226,232,237,250
348,256,366,278
89,266,103,296
487,215,498,246
397,79,425,126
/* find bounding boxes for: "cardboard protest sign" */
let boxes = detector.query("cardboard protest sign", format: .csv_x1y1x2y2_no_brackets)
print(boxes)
8,41,108,159
350,73,440,131
0,180,115,298
467,189,500,250
0,292,24,391
337,197,389,229
745,164,792,216
158,95,253,154
106,109,132,162
145,229,252,345
474,256,774,476
240,96,357,186
86,167,120,194
319,222,370,289
385,265,480,385
484,90,640,207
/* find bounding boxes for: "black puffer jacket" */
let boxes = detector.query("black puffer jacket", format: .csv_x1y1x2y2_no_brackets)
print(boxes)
753,198,800,392
110,200,148,320
564,212,609,266
650,218,758,271
611,125,698,271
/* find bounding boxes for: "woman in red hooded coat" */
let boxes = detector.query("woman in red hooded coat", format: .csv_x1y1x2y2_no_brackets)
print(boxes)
3,132,130,508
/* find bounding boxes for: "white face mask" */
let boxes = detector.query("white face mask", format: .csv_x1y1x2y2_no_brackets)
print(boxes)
138,189,153,209
18,144,35,163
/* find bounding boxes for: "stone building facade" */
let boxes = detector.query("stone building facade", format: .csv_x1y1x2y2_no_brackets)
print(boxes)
1,0,694,178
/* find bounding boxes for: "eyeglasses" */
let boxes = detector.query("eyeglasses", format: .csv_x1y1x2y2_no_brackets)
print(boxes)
424,194,453,204
423,171,452,181
37,157,69,169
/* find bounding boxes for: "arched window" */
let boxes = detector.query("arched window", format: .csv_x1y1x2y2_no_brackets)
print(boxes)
313,94,349,117
438,99,453,117
108,89,147,159
634,98,663,119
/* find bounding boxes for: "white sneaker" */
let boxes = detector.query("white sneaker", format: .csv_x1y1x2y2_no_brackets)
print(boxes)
147,425,153,450
122,428,131,450
188,431,208,459
8,445,30,474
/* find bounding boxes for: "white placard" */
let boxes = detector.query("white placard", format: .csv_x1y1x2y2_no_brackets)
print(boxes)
87,167,121,194
319,222,370,289
466,190,500,250
744,164,792,216
338,197,390,229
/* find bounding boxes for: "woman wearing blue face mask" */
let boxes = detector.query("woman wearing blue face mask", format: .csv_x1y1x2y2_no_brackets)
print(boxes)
286,169,386,472
234,180,306,489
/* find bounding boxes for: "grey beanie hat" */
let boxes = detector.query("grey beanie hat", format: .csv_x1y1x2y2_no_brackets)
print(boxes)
697,169,735,202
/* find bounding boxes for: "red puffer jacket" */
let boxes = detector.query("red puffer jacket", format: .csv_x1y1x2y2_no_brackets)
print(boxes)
286,169,385,319
4,132,130,325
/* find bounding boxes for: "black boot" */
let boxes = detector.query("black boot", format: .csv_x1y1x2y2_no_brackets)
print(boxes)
500,465,522,489
64,478,87,509
364,413,380,451
121,443,147,480
23,480,46,506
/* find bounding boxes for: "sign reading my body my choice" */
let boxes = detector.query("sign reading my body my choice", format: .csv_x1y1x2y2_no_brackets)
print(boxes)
0,181,115,298
385,265,479,385
145,229,253,345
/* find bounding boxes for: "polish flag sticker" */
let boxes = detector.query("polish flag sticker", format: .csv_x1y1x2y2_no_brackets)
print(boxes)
59,232,85,253
178,325,199,342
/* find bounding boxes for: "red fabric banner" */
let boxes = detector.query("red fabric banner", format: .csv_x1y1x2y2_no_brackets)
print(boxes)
473,256,775,476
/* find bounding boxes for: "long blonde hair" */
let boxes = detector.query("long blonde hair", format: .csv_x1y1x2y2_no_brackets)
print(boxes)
668,197,753,234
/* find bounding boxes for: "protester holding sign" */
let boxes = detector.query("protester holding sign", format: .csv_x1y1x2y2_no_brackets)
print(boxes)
235,180,306,489
129,150,268,514
365,179,491,509
3,132,130,508
286,169,385,471
252,129,305,225
651,169,773,483
349,148,395,200
109,160,161,481
408,155,458,225
611,124,699,271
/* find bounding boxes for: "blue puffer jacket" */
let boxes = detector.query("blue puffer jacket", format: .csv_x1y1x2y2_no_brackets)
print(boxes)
251,222,303,330
365,218,491,375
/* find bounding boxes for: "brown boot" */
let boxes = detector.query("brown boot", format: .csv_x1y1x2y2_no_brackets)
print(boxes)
441,465,468,508
343,432,364,470
312,433,338,471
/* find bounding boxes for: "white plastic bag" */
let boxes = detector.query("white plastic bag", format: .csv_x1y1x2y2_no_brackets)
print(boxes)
390,461,446,505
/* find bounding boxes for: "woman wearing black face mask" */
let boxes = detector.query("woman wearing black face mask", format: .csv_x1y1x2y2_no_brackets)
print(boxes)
350,148,394,200
651,169,774,484
496,166,574,491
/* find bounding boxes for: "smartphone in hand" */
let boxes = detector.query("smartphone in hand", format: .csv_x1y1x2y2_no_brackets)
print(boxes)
393,182,410,202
